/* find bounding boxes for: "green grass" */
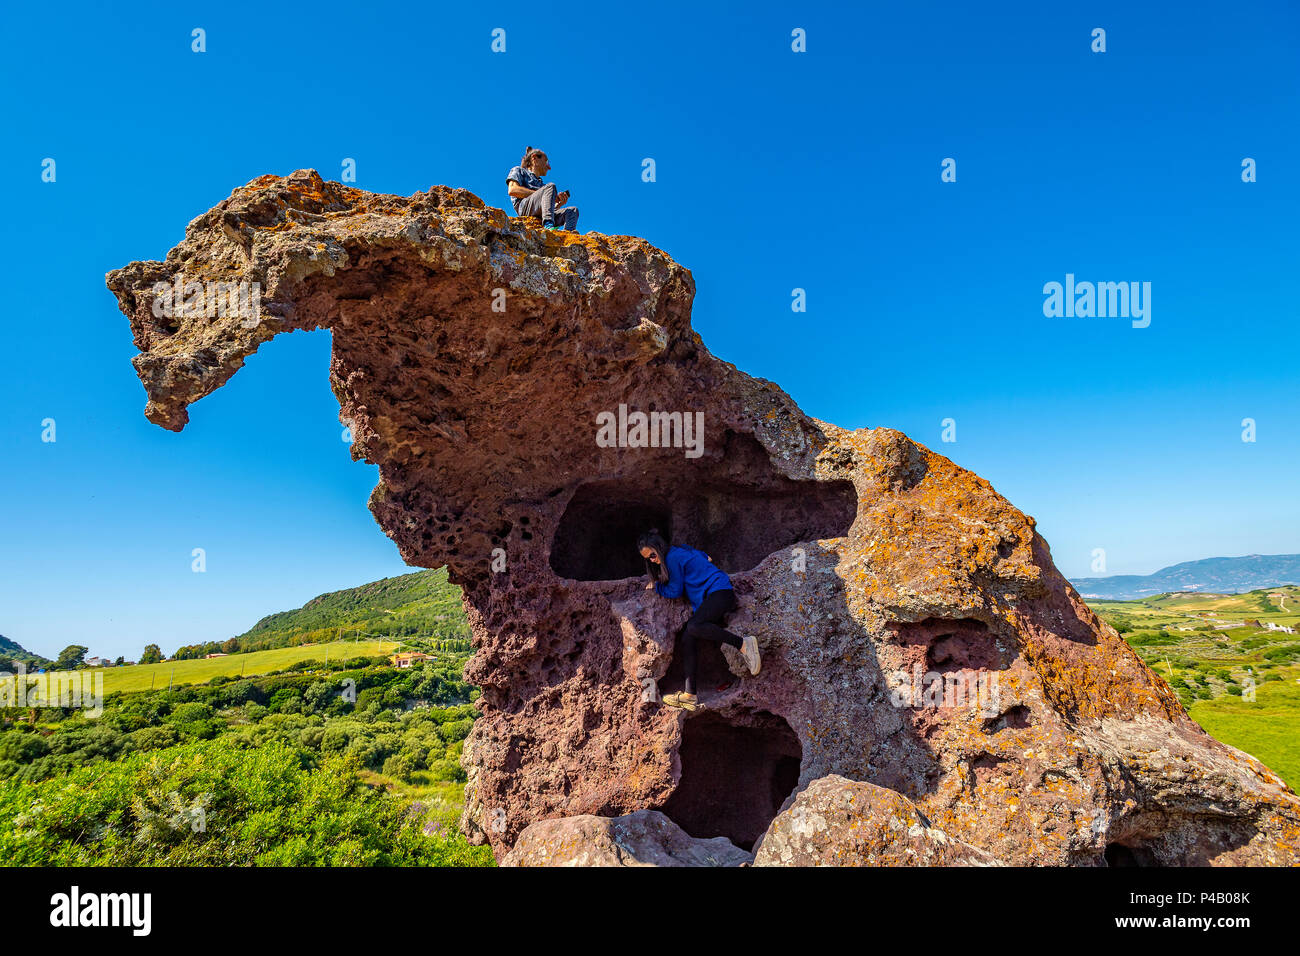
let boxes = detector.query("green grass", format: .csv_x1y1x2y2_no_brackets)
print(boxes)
4,640,399,695
1189,674,1300,791
1087,587,1300,792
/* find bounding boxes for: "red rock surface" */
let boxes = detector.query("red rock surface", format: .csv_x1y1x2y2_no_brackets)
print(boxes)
752,775,1001,866
503,809,751,867
108,171,1300,865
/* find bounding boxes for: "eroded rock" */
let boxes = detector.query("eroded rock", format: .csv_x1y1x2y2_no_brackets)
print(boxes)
503,809,751,867
107,171,1300,866
752,774,1001,866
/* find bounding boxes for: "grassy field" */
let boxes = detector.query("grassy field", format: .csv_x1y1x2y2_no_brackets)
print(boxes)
5,640,399,695
1189,675,1300,789
1090,584,1300,630
1088,585,1300,791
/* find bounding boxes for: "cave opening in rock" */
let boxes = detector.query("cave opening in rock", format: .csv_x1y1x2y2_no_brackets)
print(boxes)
1103,841,1157,867
657,710,802,852
548,431,858,581
549,488,673,581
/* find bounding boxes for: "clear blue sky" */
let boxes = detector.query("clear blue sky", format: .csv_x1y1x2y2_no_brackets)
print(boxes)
2,1,1297,660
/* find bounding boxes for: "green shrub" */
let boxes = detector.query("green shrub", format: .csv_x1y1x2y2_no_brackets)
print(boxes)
0,738,493,866
426,757,466,783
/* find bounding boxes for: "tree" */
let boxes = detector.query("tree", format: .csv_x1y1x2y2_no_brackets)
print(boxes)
53,645,88,670
140,644,163,665
221,638,240,655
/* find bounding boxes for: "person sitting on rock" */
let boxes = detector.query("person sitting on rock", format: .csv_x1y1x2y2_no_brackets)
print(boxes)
638,528,760,712
506,146,580,232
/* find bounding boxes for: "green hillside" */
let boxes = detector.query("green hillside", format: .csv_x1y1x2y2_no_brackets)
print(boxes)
0,635,50,669
1088,586,1300,789
234,568,470,653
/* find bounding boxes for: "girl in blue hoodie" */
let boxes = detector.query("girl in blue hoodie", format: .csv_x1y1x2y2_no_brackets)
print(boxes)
638,529,761,711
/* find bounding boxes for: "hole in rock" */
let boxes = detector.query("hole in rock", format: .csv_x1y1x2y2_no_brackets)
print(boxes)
1104,841,1157,867
982,704,1031,733
551,493,673,581
657,710,802,852
890,618,1002,673
549,431,857,581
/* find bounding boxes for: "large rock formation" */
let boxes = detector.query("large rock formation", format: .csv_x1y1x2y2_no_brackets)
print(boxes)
107,170,1300,866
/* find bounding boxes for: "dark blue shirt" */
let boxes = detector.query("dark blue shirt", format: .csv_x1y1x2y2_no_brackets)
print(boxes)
505,165,545,212
655,545,732,613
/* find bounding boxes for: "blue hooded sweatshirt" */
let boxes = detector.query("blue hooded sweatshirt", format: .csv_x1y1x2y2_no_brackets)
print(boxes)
654,545,731,612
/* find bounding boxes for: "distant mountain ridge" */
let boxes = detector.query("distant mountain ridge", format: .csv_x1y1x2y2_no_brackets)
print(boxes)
1071,553,1300,601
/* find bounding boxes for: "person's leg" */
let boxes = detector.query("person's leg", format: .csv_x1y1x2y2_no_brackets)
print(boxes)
679,590,741,695
559,206,579,231
516,183,558,224
678,620,699,696
684,590,742,648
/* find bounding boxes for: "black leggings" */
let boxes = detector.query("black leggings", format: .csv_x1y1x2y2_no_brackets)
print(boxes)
678,589,742,694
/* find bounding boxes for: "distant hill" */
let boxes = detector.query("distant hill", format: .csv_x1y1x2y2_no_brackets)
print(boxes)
233,567,470,653
0,633,51,668
1072,554,1300,601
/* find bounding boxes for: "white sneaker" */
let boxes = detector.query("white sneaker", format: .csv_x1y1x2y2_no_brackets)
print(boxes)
740,635,761,676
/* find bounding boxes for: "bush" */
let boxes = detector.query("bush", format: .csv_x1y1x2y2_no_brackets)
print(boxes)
166,703,221,741
123,725,180,754
267,689,303,714
426,757,466,783
222,680,261,707
0,738,493,866
0,731,50,763
382,751,419,781
438,718,474,744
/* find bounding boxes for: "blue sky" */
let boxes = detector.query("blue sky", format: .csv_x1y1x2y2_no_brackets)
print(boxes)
2,1,1297,659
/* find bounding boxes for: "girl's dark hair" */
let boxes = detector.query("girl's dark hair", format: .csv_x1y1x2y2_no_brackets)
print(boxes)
637,528,670,582
521,146,546,170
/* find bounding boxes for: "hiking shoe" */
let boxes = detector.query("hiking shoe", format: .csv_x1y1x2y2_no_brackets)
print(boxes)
543,221,558,230
740,636,761,675
662,691,698,712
